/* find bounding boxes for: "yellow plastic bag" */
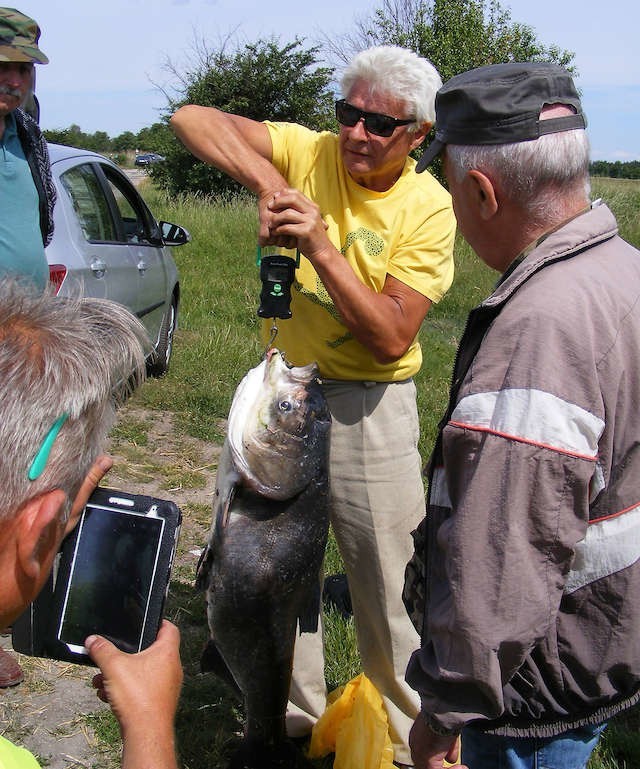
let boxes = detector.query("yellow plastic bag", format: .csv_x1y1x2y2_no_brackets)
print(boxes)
308,672,461,768
308,673,394,769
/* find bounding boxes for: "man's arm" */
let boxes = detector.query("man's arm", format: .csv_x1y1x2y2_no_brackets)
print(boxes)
87,621,183,769
409,717,466,769
267,187,435,363
170,105,287,243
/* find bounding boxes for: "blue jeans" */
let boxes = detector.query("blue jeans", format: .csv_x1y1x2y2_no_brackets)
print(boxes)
460,723,607,769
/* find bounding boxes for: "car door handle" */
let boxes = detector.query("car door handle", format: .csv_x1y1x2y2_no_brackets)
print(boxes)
137,260,147,273
90,258,106,278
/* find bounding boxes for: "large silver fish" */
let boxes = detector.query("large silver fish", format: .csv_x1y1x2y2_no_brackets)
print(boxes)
196,349,331,769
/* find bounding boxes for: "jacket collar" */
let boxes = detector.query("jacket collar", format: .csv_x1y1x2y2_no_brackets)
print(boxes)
485,201,618,309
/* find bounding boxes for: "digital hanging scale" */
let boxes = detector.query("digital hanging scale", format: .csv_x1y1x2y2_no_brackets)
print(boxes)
256,247,299,320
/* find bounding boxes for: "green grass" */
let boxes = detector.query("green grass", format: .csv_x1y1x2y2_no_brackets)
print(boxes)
591,177,640,246
117,179,640,768
138,188,263,442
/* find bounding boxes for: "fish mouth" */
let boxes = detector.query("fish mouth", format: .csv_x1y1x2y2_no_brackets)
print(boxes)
264,350,329,425
264,348,320,384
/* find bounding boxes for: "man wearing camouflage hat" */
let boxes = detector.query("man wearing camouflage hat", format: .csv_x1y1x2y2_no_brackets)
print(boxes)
403,62,640,768
0,7,56,689
0,7,55,294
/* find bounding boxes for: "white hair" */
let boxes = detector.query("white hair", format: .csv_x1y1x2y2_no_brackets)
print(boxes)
447,129,591,223
341,45,442,130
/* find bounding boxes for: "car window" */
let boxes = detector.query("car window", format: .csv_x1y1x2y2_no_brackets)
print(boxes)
102,167,152,245
60,164,118,243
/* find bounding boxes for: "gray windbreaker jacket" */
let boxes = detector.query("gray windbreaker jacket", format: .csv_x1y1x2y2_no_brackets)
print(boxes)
404,202,640,737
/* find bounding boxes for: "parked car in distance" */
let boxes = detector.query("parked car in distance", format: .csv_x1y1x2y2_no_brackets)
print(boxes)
46,143,190,377
134,152,165,167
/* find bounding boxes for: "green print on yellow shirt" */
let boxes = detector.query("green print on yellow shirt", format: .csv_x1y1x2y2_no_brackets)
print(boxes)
295,227,386,343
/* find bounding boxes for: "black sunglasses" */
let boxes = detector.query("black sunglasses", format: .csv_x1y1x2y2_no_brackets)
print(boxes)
335,99,414,138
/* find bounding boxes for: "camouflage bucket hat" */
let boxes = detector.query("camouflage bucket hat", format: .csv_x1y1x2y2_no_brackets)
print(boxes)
0,7,48,64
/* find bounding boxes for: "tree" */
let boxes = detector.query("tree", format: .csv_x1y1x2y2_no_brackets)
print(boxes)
113,130,137,152
151,37,335,197
42,127,72,146
42,122,176,167
136,122,174,154
590,160,640,180
86,130,111,153
43,124,90,149
326,0,574,82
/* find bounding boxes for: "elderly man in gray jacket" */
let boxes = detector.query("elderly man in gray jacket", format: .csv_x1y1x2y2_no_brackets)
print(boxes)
404,62,640,769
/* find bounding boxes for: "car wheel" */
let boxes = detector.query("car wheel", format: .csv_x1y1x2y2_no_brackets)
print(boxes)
147,296,177,377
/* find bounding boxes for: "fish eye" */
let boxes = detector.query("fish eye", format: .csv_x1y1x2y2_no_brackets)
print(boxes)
279,400,292,412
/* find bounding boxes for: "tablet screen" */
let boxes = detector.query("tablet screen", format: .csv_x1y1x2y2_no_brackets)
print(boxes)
57,505,164,653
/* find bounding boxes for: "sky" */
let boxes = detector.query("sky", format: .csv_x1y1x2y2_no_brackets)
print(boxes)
19,0,640,161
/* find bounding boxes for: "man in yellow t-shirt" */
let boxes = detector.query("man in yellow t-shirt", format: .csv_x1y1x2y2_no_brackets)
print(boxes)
171,45,456,766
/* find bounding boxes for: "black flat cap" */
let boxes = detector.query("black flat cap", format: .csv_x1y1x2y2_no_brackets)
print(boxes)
416,62,586,172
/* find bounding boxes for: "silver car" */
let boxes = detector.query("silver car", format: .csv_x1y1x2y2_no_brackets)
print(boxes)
46,143,190,377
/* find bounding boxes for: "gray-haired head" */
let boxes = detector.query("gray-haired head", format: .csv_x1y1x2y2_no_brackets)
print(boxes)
420,62,591,220
0,280,149,521
341,45,442,129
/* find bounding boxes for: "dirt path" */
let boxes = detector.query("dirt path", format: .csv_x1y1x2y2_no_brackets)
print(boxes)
0,405,220,769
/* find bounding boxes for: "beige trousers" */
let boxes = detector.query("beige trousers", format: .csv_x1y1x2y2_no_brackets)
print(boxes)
287,378,424,765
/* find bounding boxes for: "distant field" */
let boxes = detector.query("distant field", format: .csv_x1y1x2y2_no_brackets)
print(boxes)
591,176,640,245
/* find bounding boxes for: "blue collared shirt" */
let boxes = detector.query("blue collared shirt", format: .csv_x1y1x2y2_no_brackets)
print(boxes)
0,112,48,291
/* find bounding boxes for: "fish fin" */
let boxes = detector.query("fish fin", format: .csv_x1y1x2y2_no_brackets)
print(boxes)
297,580,321,634
217,481,237,532
200,638,241,697
195,544,214,592
212,454,239,538
196,479,238,591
